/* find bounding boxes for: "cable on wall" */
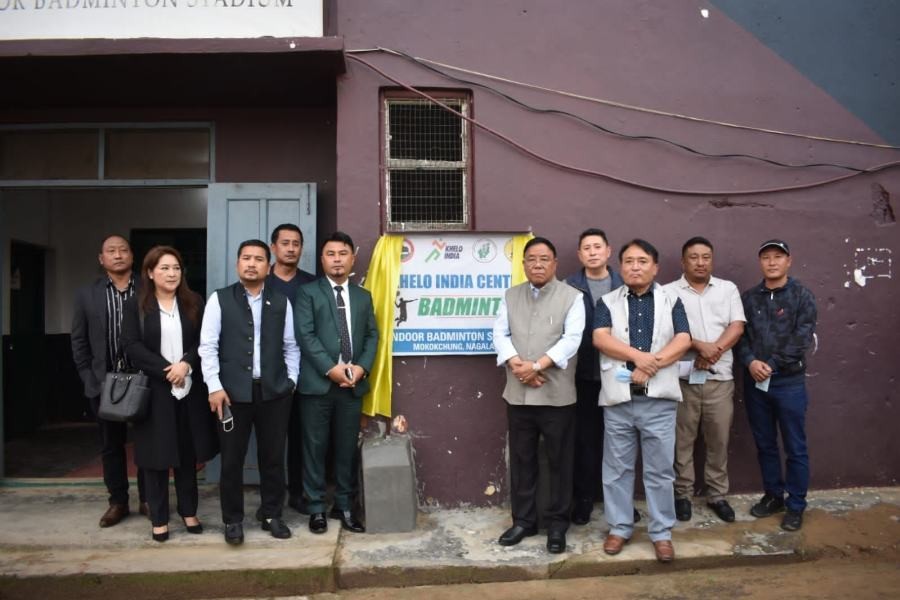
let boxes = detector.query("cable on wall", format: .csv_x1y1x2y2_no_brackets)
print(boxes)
346,53,900,197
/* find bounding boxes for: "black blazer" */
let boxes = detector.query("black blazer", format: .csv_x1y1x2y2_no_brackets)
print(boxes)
120,295,218,470
71,275,141,399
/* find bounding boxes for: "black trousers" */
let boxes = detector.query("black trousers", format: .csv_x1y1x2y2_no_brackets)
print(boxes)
144,400,199,527
218,383,292,524
507,403,575,532
286,391,304,502
89,395,146,506
573,379,604,504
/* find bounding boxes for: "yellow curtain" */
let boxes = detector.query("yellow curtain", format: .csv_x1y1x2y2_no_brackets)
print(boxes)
361,234,403,417
510,232,534,285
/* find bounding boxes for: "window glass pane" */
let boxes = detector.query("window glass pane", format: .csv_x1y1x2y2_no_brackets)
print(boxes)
389,169,465,224
388,100,463,162
0,130,98,180
105,128,210,179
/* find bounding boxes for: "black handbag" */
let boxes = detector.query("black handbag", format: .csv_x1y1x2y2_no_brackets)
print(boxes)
98,369,151,422
98,310,150,423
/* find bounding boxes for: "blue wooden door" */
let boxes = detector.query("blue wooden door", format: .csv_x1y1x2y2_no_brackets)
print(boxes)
205,183,316,484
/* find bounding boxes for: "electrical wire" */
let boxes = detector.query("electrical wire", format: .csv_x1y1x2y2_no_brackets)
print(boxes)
346,53,900,197
349,47,900,152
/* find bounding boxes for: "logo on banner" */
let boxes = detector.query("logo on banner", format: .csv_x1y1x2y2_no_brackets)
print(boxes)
425,239,446,263
473,239,498,263
401,238,415,263
504,239,514,261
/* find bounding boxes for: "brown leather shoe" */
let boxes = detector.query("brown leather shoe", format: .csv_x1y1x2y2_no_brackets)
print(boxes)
603,534,629,555
653,539,675,563
99,504,130,528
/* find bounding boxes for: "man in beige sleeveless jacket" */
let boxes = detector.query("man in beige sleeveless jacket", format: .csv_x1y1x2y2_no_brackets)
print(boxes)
492,237,584,554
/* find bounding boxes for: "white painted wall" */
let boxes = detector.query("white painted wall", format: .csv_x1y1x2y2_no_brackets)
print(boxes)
1,188,207,335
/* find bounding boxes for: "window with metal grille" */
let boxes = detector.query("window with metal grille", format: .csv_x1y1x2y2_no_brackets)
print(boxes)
383,92,471,231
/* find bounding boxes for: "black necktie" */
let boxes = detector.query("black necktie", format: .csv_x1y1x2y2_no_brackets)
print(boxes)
335,285,352,363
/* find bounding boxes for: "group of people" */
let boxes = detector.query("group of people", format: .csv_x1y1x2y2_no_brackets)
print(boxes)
71,225,377,544
493,230,816,562
72,224,815,557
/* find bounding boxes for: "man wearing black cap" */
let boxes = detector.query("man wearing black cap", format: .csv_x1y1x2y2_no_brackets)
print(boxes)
736,240,817,532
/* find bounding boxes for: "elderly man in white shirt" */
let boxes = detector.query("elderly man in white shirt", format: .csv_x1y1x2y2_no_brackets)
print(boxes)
493,236,584,554
663,236,745,523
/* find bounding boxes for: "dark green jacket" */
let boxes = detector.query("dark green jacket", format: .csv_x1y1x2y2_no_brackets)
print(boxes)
295,277,379,397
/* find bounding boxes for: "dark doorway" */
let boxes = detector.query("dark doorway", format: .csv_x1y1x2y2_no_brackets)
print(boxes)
131,228,207,294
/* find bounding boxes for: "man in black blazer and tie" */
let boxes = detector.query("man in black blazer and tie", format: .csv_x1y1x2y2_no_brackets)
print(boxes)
71,234,146,527
295,231,378,534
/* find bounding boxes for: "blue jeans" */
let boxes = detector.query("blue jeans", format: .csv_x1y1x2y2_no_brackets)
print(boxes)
744,375,809,513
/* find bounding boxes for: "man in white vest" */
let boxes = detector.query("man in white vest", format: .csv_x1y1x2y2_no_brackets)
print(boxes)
493,236,584,554
592,239,691,563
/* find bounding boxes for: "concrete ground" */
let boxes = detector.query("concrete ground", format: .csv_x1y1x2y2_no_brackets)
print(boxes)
0,483,897,600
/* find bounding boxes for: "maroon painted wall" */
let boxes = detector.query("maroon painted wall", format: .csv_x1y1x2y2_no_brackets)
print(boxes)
333,1,900,505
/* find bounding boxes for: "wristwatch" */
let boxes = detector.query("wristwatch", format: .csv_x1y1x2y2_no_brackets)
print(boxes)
532,361,542,372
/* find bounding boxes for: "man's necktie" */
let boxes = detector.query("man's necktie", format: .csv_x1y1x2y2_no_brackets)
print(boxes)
334,285,352,363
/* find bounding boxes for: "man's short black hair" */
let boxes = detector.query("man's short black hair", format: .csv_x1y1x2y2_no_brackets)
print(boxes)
320,231,355,254
99,234,131,252
681,236,713,256
270,223,304,246
524,236,557,258
578,228,609,246
237,239,271,262
619,238,659,263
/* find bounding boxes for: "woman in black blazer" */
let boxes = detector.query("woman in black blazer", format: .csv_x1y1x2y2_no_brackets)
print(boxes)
121,245,218,542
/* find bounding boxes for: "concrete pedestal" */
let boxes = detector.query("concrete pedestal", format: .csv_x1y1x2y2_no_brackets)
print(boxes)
361,433,418,533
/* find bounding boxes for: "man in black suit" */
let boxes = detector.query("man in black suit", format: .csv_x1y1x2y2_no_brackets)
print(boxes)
295,231,378,534
265,223,316,514
71,234,146,527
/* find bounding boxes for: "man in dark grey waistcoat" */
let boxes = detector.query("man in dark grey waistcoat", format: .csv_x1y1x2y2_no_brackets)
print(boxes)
492,236,584,554
199,239,300,545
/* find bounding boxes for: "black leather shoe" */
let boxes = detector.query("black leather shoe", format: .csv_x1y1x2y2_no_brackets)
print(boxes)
707,499,736,523
750,493,785,518
781,510,803,531
498,525,538,546
675,497,692,521
262,517,292,539
328,508,365,533
224,523,244,545
546,530,567,554
571,499,593,525
309,512,328,534
288,496,310,515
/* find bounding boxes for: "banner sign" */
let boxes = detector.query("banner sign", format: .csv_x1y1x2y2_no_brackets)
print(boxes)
393,234,516,356
0,0,322,40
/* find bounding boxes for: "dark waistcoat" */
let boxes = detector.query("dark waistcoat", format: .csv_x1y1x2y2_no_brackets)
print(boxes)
217,283,293,403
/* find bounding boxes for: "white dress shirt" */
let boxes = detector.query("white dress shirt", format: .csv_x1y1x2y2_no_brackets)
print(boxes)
325,276,354,360
158,299,191,400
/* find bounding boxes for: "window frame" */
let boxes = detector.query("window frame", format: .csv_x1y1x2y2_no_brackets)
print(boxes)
381,89,474,232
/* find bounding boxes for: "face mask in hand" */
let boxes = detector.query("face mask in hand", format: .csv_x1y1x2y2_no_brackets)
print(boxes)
615,366,633,383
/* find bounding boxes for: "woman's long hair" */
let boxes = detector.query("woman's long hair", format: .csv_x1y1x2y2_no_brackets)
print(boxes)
139,245,202,325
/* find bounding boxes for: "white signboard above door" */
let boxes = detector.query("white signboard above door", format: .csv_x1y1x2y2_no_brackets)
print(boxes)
0,0,322,40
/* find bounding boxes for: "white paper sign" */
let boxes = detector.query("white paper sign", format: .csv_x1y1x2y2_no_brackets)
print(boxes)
0,0,322,40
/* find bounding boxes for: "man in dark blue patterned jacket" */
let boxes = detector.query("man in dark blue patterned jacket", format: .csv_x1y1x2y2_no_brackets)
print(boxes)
736,240,817,532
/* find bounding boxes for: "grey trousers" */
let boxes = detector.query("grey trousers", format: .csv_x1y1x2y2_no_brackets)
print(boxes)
602,396,677,542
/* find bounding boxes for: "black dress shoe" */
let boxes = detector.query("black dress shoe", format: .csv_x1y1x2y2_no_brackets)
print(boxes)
633,508,642,523
328,508,365,533
707,499,736,523
262,517,292,539
675,497,693,521
750,493,785,518
151,527,169,543
498,524,538,546
571,499,592,525
224,523,244,545
182,517,203,534
546,530,567,554
288,496,310,515
309,512,328,534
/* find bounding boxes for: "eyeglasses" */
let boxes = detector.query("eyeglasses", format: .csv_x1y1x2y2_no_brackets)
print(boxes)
524,257,553,266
